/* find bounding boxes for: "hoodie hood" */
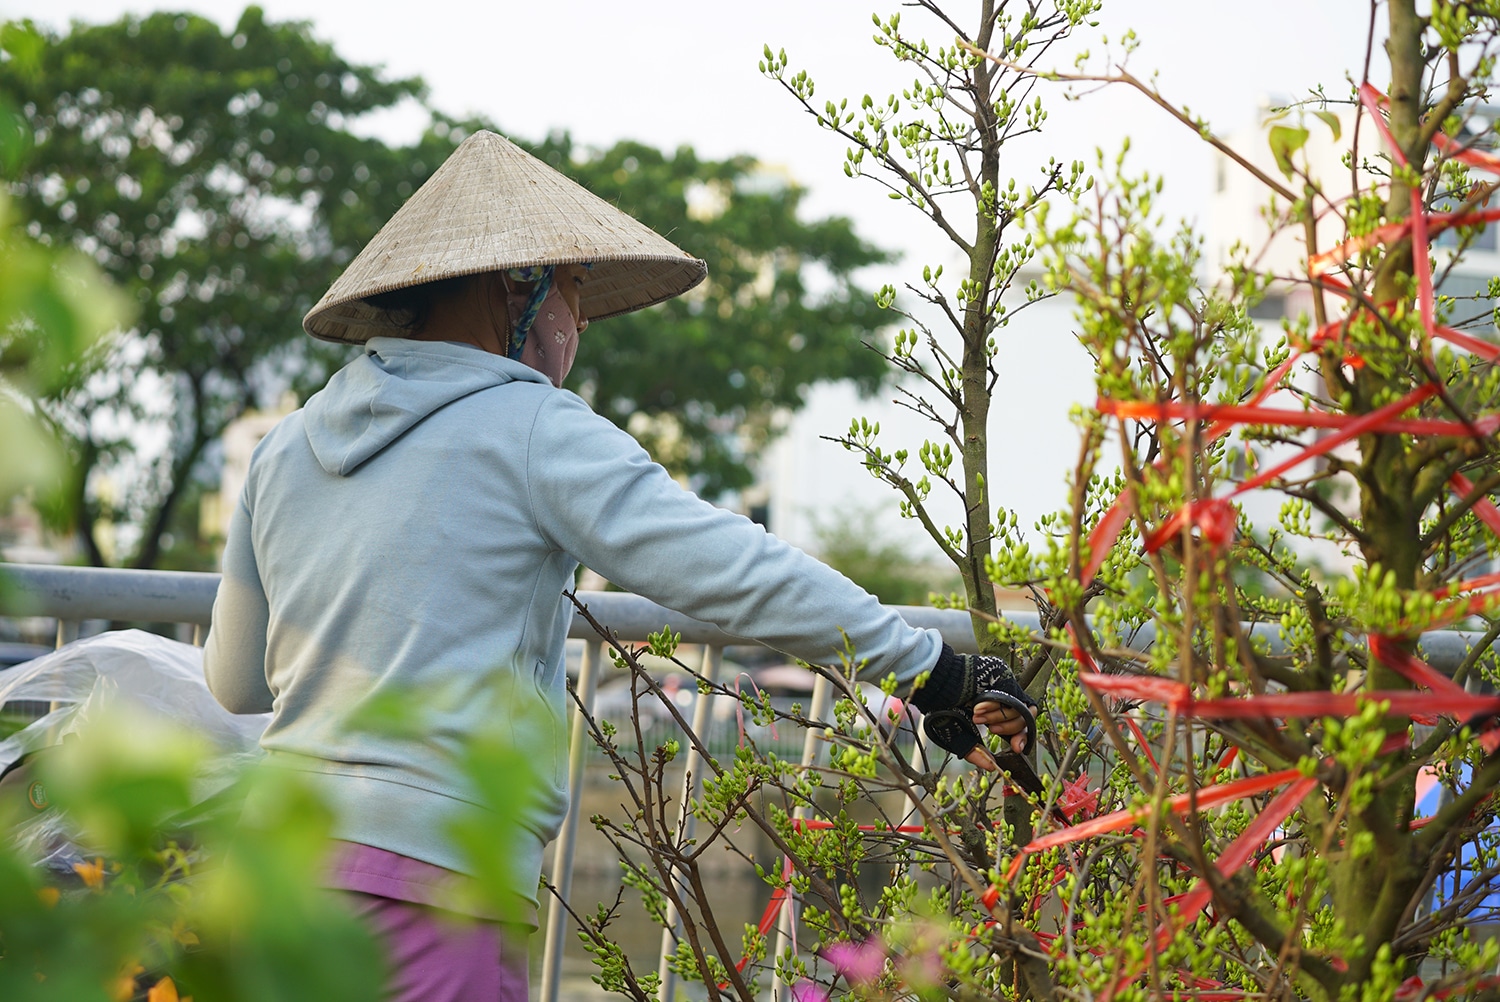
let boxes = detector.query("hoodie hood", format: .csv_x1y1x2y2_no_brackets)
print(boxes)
303,337,552,476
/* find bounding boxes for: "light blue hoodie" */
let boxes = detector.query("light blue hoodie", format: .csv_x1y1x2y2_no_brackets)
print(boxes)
203,337,941,920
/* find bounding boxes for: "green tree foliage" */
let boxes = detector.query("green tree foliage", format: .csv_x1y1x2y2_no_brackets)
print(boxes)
528,135,891,497
0,7,438,569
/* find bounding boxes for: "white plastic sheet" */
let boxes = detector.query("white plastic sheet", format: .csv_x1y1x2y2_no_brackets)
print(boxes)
0,629,269,874
0,628,268,773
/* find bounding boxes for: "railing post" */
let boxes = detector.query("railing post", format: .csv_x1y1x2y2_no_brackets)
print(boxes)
55,620,79,650
770,672,834,1002
539,639,604,1002
656,645,724,1002
50,620,81,713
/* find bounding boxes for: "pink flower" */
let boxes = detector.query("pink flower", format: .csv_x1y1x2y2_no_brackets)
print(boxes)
791,979,828,1002
824,938,886,984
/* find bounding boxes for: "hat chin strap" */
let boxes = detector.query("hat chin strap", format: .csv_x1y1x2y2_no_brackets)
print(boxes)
485,272,513,356
504,266,556,360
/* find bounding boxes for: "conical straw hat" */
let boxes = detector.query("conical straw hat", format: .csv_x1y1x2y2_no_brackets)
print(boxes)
304,130,708,344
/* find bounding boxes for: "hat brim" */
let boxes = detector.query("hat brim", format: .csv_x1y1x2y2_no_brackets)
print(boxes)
304,255,706,345
303,131,708,345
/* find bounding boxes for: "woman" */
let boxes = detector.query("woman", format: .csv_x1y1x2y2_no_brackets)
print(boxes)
203,130,1032,1002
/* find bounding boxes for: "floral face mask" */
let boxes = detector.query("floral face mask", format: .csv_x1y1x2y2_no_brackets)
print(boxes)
504,265,590,388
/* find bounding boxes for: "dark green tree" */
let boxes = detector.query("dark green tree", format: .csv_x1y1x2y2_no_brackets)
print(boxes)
0,7,432,568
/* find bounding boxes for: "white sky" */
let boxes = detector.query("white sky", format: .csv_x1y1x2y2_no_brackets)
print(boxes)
9,0,1377,231
9,0,1384,549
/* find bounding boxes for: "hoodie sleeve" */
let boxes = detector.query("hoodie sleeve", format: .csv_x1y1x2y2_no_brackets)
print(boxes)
526,392,942,683
203,494,275,714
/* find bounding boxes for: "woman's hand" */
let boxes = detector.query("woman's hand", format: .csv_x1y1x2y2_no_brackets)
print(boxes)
974,699,1032,755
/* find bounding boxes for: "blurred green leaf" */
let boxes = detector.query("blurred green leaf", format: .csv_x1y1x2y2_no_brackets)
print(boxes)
0,397,61,503
0,97,29,175
1268,124,1310,178
40,709,206,858
445,677,553,925
1312,109,1342,142
0,186,132,512
0,21,45,78
181,767,385,1002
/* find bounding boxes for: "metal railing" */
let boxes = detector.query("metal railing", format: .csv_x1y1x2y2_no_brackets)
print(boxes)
2,562,1497,1002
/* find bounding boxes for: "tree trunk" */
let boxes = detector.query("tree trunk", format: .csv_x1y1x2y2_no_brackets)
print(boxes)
965,0,1002,654
1331,0,1427,981
73,436,107,568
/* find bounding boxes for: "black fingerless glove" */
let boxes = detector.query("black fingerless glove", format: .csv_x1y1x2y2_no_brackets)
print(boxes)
911,644,1038,759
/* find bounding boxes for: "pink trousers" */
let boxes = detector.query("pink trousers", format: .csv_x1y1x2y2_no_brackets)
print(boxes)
340,891,529,1002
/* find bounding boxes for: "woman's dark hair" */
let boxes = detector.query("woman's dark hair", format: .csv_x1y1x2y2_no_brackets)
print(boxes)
363,276,469,333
